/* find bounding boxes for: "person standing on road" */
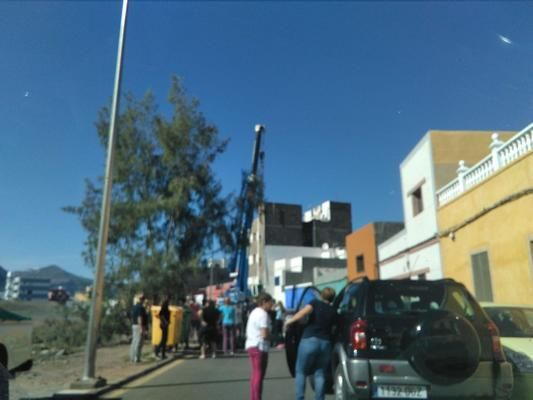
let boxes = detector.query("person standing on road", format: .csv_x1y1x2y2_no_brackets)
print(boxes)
245,292,274,400
199,300,220,359
178,297,191,350
219,297,236,355
155,296,170,359
130,293,148,363
273,301,286,347
284,287,336,400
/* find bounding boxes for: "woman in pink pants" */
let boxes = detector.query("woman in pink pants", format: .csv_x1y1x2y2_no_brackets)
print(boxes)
245,293,274,400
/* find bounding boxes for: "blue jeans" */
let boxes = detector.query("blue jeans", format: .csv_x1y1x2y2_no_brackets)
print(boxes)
295,337,332,400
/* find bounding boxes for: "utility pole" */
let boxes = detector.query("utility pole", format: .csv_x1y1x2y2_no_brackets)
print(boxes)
74,0,129,388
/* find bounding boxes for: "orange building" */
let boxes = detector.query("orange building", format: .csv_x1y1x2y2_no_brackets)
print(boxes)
346,222,403,281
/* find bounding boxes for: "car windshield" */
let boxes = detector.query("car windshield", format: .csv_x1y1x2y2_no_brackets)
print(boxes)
484,307,533,338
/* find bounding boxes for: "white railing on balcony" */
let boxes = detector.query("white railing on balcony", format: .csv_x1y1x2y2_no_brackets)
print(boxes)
436,123,533,207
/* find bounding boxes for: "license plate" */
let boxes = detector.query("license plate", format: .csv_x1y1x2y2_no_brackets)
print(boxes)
374,385,428,399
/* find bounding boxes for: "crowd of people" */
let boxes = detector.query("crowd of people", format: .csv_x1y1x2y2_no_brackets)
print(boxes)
128,287,336,400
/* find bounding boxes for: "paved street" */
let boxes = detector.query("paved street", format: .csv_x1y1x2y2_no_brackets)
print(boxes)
102,350,333,400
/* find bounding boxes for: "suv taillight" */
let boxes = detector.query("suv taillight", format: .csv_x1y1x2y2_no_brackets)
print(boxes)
350,319,368,351
487,321,505,362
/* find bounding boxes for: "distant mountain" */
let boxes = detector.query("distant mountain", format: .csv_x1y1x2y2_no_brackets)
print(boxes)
16,265,92,295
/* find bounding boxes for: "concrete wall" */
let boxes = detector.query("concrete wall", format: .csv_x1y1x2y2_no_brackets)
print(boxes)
438,151,533,304
264,246,324,296
379,242,441,280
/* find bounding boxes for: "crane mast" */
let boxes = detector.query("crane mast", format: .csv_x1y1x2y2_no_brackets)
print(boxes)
229,124,265,294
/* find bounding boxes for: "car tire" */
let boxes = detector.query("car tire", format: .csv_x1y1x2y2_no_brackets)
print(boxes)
403,310,481,385
334,365,355,400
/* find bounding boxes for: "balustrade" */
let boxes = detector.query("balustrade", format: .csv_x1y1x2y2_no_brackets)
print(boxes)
436,124,533,206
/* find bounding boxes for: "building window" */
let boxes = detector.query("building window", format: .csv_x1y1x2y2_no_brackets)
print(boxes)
356,254,365,273
411,187,424,216
274,276,280,286
471,251,494,302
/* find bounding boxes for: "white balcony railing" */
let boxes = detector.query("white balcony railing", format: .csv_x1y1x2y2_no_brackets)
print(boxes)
436,123,533,207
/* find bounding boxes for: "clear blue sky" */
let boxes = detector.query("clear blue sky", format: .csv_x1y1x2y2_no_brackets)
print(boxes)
1,1,532,279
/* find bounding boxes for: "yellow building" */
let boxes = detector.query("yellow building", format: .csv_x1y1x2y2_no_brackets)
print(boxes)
437,125,533,304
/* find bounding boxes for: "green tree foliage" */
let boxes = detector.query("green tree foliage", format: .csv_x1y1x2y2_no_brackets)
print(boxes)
65,76,232,302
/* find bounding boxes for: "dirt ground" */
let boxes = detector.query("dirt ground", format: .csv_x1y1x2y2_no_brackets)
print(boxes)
10,343,168,400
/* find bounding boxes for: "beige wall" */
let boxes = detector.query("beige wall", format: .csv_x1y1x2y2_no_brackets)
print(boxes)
431,130,515,189
437,151,533,304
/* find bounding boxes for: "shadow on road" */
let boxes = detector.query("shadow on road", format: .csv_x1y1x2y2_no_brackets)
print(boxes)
119,375,292,391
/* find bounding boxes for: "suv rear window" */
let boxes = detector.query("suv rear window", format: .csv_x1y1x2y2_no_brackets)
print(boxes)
368,281,482,321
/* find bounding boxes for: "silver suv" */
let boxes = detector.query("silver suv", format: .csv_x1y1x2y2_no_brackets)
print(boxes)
286,278,514,400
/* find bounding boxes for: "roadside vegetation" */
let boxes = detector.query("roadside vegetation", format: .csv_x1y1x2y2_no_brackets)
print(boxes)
32,301,131,356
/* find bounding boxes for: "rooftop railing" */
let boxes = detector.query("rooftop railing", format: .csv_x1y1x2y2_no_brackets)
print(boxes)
436,123,533,207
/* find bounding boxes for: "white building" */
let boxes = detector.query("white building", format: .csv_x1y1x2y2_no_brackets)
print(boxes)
4,271,51,301
248,201,350,297
378,130,515,280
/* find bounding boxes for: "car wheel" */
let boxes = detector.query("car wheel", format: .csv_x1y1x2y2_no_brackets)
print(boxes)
403,310,481,385
334,365,355,400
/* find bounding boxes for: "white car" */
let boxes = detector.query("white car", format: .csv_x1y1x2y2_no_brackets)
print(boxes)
482,303,533,400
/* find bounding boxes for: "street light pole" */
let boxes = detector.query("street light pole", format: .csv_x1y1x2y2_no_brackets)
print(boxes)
79,0,129,386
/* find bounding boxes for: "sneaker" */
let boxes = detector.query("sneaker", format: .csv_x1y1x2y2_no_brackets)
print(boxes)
211,353,216,359
199,354,206,359
229,352,234,356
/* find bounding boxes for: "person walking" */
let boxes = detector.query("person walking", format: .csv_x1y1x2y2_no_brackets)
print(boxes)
273,301,286,347
199,299,220,359
129,293,148,363
219,297,236,355
155,296,170,359
284,287,336,400
245,292,274,400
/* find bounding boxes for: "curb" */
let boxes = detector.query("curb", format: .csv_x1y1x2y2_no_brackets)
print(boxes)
21,352,184,400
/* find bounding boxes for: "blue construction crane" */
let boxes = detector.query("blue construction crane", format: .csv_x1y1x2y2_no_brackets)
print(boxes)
229,124,265,294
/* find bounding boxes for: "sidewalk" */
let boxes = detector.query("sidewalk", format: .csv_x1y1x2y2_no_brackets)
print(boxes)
11,344,190,400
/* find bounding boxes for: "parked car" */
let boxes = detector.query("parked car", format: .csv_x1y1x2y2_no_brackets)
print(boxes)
0,307,33,374
482,302,533,400
286,278,514,400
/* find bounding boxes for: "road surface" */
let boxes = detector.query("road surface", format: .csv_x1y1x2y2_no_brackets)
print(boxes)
102,350,334,400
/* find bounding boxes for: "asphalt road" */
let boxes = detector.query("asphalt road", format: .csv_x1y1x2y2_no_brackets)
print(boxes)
102,350,334,400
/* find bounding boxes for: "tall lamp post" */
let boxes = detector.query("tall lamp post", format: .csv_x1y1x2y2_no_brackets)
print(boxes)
75,0,129,388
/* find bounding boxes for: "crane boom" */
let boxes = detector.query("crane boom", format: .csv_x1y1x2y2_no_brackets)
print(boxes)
229,124,265,294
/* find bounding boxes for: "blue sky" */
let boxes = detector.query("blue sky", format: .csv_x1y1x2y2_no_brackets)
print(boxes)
1,1,532,279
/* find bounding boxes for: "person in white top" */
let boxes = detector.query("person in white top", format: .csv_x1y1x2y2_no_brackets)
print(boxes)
245,292,274,400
